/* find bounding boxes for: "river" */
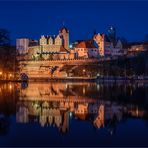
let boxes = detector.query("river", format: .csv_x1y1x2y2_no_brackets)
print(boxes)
0,82,148,146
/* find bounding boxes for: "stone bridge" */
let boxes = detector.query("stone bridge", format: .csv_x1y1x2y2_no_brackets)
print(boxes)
18,58,99,80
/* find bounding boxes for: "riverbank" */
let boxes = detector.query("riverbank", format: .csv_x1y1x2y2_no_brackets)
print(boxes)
28,77,96,82
0,80,22,83
0,76,148,83
0,77,96,83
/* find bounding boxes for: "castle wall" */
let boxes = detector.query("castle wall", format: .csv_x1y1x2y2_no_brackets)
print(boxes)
18,59,99,79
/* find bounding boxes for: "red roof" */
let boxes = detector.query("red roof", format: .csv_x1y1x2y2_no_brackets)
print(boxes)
75,40,97,48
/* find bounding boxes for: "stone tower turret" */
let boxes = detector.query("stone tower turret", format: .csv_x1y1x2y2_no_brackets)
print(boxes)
59,26,69,49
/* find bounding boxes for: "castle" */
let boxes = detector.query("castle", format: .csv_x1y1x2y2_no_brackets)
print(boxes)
16,25,125,80
16,25,124,61
16,26,75,61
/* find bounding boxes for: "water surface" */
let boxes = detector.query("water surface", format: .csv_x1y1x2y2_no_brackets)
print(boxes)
0,82,148,146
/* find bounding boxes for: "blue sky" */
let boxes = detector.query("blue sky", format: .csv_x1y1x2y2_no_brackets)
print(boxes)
0,0,148,44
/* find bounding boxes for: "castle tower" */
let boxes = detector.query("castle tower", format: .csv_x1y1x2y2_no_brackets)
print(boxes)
59,26,69,49
93,33,105,56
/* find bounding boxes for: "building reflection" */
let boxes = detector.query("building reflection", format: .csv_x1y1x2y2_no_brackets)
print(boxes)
16,82,148,135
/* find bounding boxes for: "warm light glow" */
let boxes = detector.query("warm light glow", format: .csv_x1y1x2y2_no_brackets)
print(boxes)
9,73,12,77
136,106,139,117
0,71,2,75
83,87,85,95
9,84,12,90
83,69,85,72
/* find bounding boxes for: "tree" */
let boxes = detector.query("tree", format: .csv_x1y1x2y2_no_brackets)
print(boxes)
0,29,10,46
0,29,16,80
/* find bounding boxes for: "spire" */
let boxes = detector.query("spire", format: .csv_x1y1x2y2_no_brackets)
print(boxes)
59,21,69,33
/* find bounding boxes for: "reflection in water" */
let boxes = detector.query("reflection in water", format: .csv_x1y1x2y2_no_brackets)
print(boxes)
0,83,17,136
14,82,148,135
0,82,148,140
0,114,10,135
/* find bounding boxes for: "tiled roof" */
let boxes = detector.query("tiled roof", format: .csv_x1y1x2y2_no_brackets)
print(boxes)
75,40,97,48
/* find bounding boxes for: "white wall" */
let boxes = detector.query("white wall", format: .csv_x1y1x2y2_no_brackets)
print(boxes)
75,48,88,58
16,38,29,54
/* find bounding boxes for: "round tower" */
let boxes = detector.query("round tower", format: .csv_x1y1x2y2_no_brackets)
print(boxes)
59,26,69,49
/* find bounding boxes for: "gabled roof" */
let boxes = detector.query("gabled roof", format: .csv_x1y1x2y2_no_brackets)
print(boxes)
55,34,62,39
93,33,105,39
115,40,123,48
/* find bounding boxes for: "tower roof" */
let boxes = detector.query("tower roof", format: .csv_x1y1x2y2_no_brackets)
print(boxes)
59,26,69,33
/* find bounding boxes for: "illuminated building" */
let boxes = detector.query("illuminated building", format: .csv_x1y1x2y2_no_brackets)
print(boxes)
93,33,105,56
127,42,148,53
16,24,126,80
16,106,29,123
74,40,98,58
93,33,124,57
59,27,69,49
93,104,105,128
16,26,75,61
16,38,29,54
15,82,147,135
